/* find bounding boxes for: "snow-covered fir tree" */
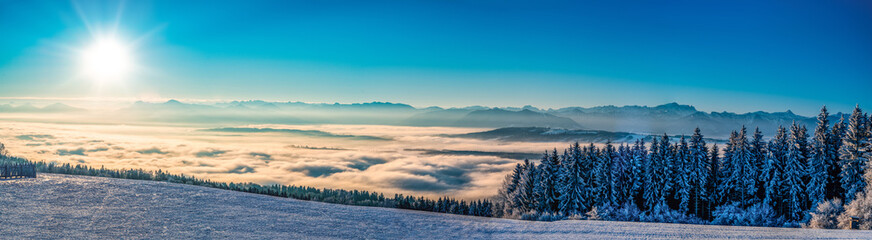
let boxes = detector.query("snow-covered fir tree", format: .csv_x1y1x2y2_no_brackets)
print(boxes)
629,139,647,206
613,143,632,205
807,106,831,207
644,137,661,210
867,112,872,188
839,105,868,202
535,149,561,214
689,127,709,218
708,143,721,212
731,126,756,206
499,162,524,216
750,127,767,200
828,116,846,199
598,141,617,207
762,126,787,215
676,136,692,214
718,131,737,205
657,134,674,206
585,143,603,207
558,143,587,215
784,122,809,221
515,159,538,213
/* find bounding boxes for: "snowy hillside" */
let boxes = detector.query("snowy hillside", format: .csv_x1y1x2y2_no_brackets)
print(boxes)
1,174,870,239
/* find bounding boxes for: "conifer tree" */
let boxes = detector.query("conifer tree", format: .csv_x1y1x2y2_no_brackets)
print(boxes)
586,143,602,206
599,141,617,207
657,134,674,206
559,142,587,215
535,149,561,214
613,143,632,205
763,126,788,215
708,143,721,211
515,159,538,213
731,126,756,206
840,105,868,202
644,137,661,210
750,127,767,200
828,116,846,199
865,113,872,193
718,131,737,204
676,136,692,213
689,127,709,218
629,139,647,206
808,106,831,207
500,162,524,216
784,122,809,220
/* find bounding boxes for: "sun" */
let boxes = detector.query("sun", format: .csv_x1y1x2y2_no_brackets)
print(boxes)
81,37,133,81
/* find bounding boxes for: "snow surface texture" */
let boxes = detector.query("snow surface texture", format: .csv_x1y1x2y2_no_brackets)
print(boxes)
1,174,870,239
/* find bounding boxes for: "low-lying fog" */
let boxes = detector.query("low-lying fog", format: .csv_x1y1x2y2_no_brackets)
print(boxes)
1,121,569,200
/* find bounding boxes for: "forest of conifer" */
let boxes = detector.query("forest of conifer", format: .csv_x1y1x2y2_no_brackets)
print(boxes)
497,106,872,229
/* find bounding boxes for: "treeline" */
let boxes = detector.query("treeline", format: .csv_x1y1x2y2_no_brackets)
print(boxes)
498,106,872,228
0,154,493,218
0,162,36,179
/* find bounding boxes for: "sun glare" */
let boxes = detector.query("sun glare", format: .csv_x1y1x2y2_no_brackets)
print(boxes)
81,37,133,81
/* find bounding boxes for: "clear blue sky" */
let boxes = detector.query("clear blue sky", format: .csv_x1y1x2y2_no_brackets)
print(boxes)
0,0,870,115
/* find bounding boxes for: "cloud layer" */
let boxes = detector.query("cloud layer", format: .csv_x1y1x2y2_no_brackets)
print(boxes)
0,122,569,199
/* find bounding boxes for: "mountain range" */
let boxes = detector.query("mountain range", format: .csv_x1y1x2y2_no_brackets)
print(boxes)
0,103,85,113
2,100,843,138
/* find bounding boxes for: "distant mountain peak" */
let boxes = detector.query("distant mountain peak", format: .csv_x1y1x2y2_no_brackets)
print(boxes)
518,109,539,114
42,103,83,111
654,102,697,112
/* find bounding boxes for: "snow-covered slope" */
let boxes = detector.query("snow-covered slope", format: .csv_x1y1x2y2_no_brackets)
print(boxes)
1,174,869,239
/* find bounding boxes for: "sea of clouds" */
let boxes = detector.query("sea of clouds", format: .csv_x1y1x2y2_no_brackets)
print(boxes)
1,121,570,200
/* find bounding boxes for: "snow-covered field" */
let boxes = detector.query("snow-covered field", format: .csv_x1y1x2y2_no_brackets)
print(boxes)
1,174,870,239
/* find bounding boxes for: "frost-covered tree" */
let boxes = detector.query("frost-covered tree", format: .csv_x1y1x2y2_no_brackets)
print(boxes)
837,191,872,230
613,144,632,205
721,127,755,206
839,105,868,202
498,162,524,216
835,124,872,230
0,142,7,158
828,116,846,199
762,126,787,215
657,134,674,206
718,131,737,205
807,198,844,229
807,106,831,208
867,113,872,189
784,122,809,221
559,143,588,215
535,149,561,214
689,128,710,218
644,137,661,210
629,139,647,206
735,126,757,205
581,144,598,207
598,141,617,207
516,159,539,213
750,127,767,200
676,136,692,214
708,143,721,213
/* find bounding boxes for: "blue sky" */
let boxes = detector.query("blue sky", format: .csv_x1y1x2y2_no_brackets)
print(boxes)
0,0,870,115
